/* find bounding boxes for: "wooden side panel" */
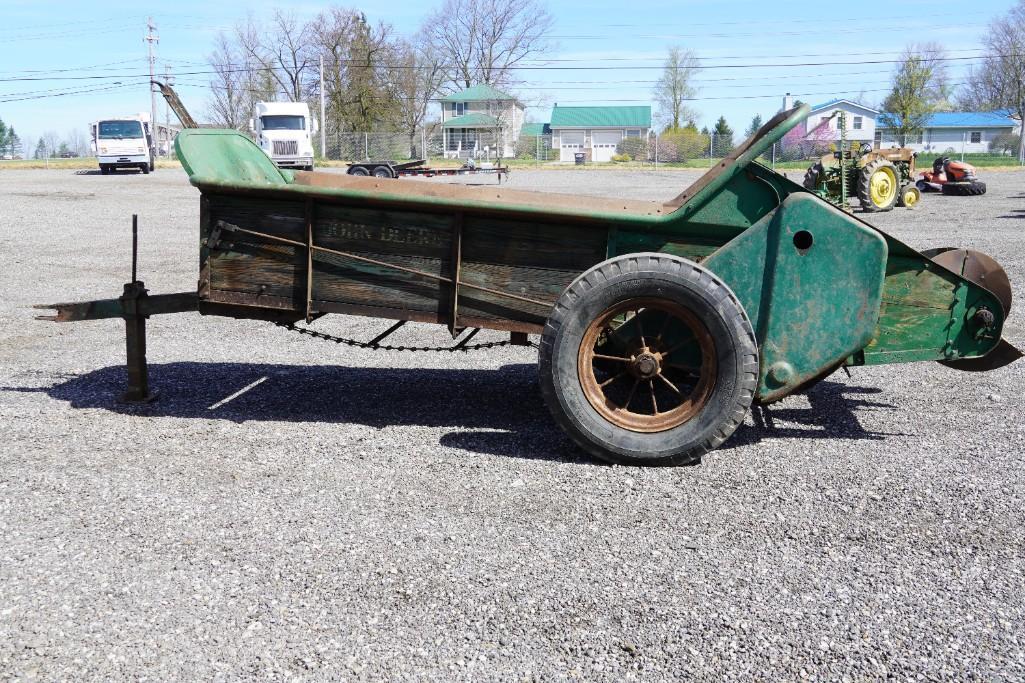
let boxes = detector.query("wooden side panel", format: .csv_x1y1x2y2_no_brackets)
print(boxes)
458,216,609,323
204,194,306,310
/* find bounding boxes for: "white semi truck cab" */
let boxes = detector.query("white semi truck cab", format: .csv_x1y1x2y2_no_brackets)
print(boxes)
91,113,154,175
251,102,316,171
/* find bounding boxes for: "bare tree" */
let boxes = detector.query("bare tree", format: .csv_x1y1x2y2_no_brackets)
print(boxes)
958,1,1025,162
64,127,89,157
878,43,949,146
393,33,448,156
654,47,700,132
237,10,315,102
207,32,258,129
423,0,553,91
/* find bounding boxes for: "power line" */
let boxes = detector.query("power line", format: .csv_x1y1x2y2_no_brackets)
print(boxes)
1,52,1007,84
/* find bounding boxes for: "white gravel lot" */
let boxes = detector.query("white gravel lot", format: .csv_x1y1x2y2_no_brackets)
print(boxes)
1,165,1024,681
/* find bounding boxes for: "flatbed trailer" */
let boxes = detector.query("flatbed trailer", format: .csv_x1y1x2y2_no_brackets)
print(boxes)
37,105,1021,466
346,159,509,182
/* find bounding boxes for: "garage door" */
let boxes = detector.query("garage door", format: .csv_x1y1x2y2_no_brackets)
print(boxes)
591,130,623,162
560,131,585,162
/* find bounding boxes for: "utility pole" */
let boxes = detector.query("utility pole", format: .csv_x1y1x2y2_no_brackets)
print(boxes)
319,54,326,159
145,18,159,157
163,64,173,158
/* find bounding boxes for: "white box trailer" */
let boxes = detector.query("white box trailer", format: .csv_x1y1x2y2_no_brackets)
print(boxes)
250,102,316,171
90,113,154,175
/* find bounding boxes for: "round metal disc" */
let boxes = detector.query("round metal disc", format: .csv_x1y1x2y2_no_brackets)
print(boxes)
929,248,1012,316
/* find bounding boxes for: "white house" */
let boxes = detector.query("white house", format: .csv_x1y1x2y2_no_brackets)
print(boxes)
549,105,652,162
877,111,1021,154
785,94,879,144
439,84,525,159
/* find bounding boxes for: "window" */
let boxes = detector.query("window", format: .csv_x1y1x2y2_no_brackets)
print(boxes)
98,120,144,139
821,116,831,128
874,131,882,146
260,115,305,131
853,116,863,130
970,131,982,144
626,129,641,138
454,102,466,116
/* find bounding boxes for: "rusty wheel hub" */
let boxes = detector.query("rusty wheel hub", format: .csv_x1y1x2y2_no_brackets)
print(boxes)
578,298,717,433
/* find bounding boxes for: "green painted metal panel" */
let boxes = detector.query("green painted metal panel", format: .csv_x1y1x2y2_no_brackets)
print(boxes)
175,129,287,187
704,194,888,402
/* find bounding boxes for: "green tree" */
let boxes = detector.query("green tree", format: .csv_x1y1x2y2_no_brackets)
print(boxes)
0,117,8,155
8,128,21,158
878,43,948,146
712,115,734,150
745,114,763,138
33,137,46,159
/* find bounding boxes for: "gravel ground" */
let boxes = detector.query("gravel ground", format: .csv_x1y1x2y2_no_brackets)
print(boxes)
1,166,1024,681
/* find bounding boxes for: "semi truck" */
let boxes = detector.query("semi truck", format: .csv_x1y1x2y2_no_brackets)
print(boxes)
90,113,155,175
250,101,316,171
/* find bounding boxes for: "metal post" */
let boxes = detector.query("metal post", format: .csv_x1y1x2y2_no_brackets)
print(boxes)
365,132,369,161
120,214,154,403
654,132,658,168
131,214,138,283
536,134,540,168
709,132,714,167
961,131,966,162
145,18,158,156
163,64,172,158
319,55,326,159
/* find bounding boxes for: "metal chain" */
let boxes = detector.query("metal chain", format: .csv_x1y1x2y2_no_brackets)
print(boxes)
275,321,537,353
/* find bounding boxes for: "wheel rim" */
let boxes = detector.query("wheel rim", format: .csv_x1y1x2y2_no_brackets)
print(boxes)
577,298,717,433
903,187,919,207
869,167,897,206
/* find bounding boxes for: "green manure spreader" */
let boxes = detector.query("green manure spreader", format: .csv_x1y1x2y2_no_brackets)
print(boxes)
38,104,1021,466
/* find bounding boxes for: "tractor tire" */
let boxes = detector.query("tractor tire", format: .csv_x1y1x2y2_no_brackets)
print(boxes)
857,158,899,212
538,253,758,467
348,166,370,176
803,162,824,190
372,165,394,178
897,183,921,208
941,181,986,196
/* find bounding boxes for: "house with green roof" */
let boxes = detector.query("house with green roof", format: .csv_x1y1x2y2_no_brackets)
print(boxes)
439,84,525,159
549,105,652,162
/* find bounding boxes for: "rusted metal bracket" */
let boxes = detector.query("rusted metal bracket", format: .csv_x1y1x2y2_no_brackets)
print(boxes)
119,281,156,403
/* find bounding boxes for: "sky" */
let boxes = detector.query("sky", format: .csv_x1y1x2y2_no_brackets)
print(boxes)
0,0,1015,150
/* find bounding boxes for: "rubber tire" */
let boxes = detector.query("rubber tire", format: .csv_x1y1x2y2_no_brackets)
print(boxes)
857,158,899,212
941,181,986,196
349,166,370,176
538,253,758,467
896,183,921,208
140,164,150,174
803,162,823,191
100,165,109,175
372,166,394,178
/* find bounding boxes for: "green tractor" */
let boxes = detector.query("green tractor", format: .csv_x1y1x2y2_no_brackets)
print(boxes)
802,113,921,213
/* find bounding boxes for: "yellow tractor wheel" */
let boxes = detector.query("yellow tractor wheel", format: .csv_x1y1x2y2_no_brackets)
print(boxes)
857,159,899,212
897,183,921,209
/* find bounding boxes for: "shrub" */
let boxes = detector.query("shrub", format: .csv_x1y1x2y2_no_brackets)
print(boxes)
611,153,631,162
617,137,649,161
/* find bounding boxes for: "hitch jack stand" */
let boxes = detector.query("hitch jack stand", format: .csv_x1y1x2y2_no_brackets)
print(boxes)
119,280,157,403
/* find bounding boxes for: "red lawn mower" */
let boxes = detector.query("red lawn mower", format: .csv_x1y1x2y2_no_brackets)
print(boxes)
917,157,987,196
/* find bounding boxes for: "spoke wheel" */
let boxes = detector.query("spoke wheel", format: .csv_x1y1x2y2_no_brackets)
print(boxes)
578,298,717,433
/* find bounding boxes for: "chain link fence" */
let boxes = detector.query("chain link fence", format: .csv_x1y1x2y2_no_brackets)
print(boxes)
313,129,1024,168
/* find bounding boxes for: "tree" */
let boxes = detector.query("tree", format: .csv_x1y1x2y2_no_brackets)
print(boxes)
423,0,553,92
958,1,1025,163
7,128,22,158
654,47,699,132
0,117,8,155
65,128,88,157
712,115,734,151
206,31,274,129
33,137,46,159
878,43,949,146
392,34,447,157
745,114,763,138
237,10,315,102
